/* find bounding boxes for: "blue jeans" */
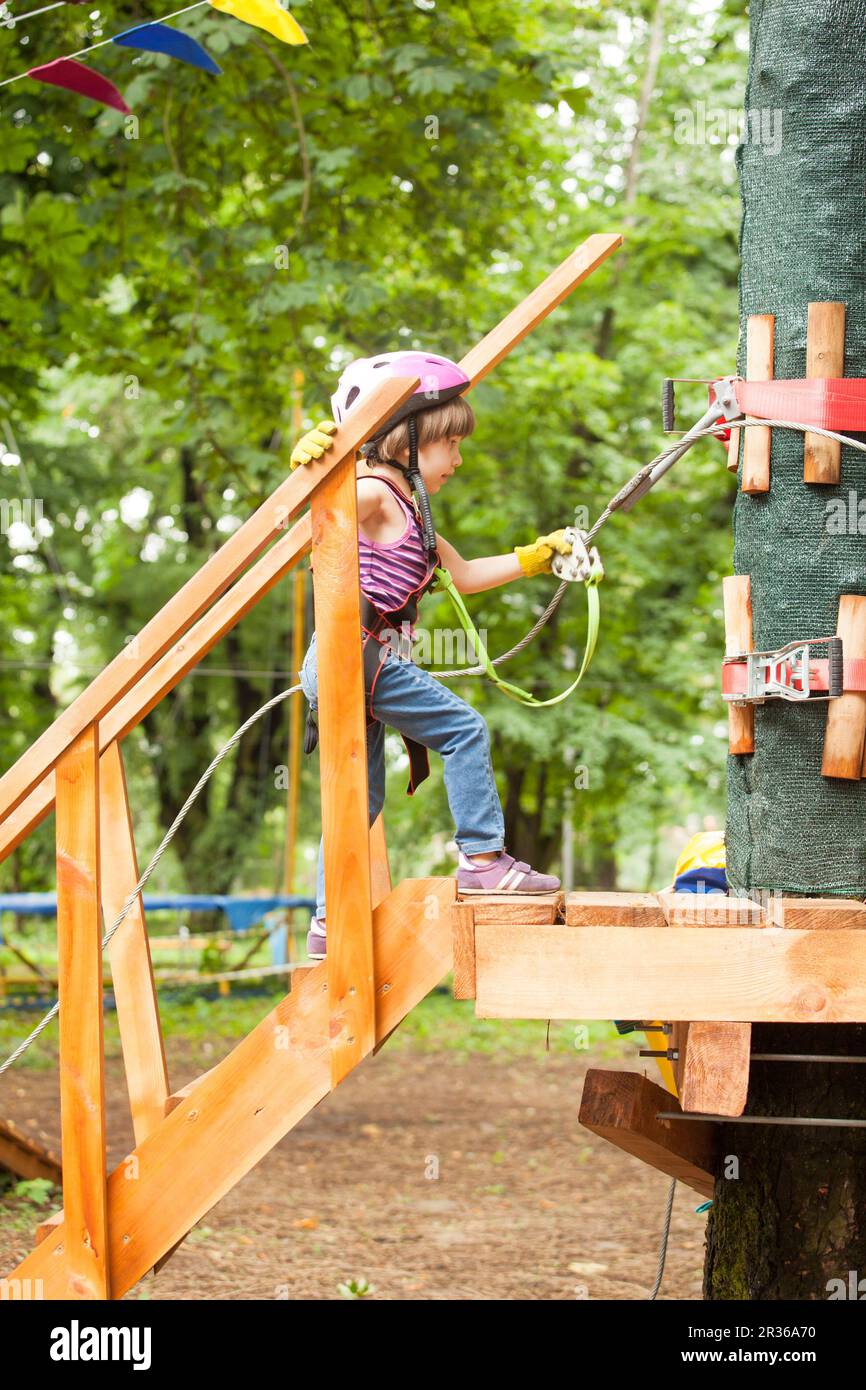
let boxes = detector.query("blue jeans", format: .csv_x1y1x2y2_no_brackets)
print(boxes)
299,631,505,921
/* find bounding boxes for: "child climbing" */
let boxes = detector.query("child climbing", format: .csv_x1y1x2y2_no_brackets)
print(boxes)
291,351,573,959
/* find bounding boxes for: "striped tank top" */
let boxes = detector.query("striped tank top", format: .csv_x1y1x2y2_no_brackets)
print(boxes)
358,476,432,614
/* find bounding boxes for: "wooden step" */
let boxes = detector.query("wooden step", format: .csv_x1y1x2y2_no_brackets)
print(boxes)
456,891,563,924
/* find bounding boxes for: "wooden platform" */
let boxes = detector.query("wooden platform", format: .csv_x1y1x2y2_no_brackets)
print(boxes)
451,888,866,1135
451,890,866,1024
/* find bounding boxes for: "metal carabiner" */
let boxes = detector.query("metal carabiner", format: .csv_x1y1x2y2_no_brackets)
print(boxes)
551,527,604,584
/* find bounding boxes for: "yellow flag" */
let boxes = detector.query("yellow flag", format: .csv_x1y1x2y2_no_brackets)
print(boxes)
208,0,308,45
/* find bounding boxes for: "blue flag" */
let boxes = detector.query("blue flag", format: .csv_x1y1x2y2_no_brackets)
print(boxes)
113,23,222,75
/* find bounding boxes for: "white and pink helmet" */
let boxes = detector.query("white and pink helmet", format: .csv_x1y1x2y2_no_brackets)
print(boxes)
330,350,470,442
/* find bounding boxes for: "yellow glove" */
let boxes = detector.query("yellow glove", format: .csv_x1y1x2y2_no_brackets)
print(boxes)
290,419,337,470
514,528,573,578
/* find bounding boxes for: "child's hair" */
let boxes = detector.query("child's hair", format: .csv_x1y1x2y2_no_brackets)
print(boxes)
368,396,475,465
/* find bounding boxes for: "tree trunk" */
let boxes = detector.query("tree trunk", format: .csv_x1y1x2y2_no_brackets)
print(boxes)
708,0,866,1299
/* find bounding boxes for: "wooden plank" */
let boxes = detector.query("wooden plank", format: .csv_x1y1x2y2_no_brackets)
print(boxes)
451,901,476,999
100,741,170,1145
804,301,845,484
726,425,741,474
311,454,375,1086
6,878,454,1299
473,922,866,1022
579,1069,717,1199
723,575,755,755
657,888,764,927
740,313,774,494
463,892,563,925
565,890,663,927
769,897,866,930
370,813,392,909
678,1022,751,1117
0,379,417,826
823,595,866,779
0,1118,62,1184
56,724,109,1300
458,233,622,388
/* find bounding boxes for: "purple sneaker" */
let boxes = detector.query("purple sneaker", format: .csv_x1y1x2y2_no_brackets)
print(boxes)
457,851,560,896
305,916,326,959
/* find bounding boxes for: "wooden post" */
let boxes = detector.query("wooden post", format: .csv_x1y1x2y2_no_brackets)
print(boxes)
99,740,170,1143
311,451,377,1086
723,575,755,754
451,902,476,999
822,595,866,779
56,724,109,1299
804,301,845,484
678,1021,752,1117
741,314,775,494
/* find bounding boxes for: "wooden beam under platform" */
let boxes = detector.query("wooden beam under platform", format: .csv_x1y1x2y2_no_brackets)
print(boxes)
579,1069,717,1199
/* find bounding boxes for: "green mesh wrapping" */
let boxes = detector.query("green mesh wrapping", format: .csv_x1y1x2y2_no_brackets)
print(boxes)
726,0,866,896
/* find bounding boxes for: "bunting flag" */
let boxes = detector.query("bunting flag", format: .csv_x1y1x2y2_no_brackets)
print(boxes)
207,0,307,46
26,57,131,113
5,0,309,115
113,22,222,75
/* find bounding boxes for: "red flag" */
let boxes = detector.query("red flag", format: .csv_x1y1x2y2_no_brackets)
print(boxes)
27,58,131,114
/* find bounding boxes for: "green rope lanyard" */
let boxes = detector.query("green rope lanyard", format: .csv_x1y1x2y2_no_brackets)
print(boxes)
431,564,603,708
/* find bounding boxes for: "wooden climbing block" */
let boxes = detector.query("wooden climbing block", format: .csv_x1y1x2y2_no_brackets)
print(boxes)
461,891,563,924
804,301,845,484
0,1118,62,1185
678,1022,751,1117
741,313,775,494
823,595,866,780
768,897,866,930
565,891,662,927
451,902,476,999
657,888,764,927
723,575,755,755
579,1068,717,1199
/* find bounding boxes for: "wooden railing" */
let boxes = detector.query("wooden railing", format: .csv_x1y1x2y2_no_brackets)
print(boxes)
0,233,622,1298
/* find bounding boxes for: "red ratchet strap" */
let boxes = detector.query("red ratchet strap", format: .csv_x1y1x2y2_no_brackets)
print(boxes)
732,378,866,431
722,657,866,697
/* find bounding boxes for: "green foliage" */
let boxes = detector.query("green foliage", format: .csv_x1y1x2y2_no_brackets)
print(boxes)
0,0,747,899
13,1177,56,1206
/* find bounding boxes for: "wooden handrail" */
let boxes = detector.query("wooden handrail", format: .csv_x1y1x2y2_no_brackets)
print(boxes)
0,516,313,862
0,376,419,825
458,232,621,385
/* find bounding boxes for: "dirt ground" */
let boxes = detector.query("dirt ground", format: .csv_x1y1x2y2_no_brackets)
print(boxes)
1,1039,707,1301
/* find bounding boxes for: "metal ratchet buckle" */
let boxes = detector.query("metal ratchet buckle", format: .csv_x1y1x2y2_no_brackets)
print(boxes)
724,637,843,705
551,527,604,584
